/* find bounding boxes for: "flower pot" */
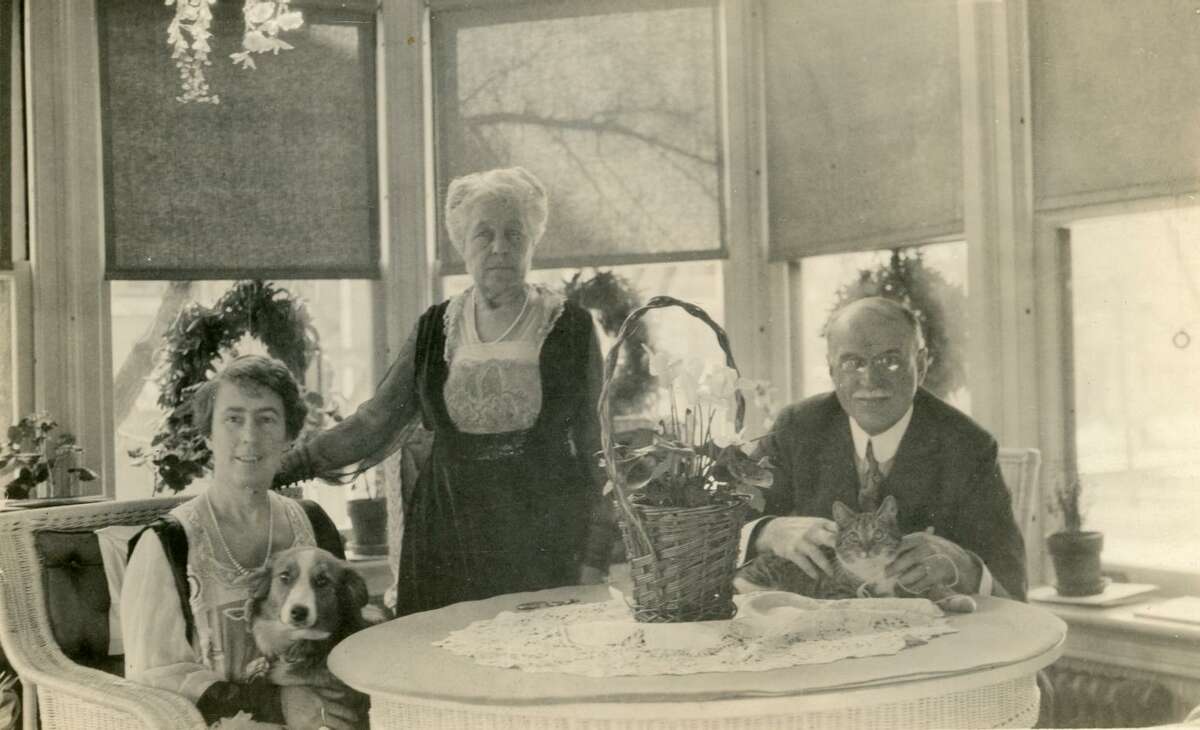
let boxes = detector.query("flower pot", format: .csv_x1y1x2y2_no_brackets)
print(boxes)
346,497,388,558
1047,530,1105,597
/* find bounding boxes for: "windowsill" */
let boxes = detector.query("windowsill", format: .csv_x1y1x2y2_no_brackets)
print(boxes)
1102,562,1200,599
1032,586,1200,680
348,556,393,600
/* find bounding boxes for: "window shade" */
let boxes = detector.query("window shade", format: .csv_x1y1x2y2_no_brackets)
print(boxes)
1030,0,1200,209
431,0,722,272
97,0,379,280
763,0,963,261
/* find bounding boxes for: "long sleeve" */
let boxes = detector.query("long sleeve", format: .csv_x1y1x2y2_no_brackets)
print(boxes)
952,442,1028,600
575,319,617,569
122,530,222,703
277,323,421,485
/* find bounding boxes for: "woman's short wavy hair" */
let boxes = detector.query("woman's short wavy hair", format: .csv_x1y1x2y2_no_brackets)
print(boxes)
191,354,309,441
444,167,549,255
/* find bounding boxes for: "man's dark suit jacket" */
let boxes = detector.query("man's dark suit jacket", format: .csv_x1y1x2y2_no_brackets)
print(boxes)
756,388,1027,600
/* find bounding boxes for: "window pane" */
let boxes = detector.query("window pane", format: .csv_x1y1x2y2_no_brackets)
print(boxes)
432,1,721,268
443,260,724,421
1068,206,1200,571
798,242,969,412
110,280,376,524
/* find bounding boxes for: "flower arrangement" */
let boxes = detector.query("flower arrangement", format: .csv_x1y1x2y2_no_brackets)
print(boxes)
167,0,304,104
609,348,776,509
0,413,98,500
598,296,775,622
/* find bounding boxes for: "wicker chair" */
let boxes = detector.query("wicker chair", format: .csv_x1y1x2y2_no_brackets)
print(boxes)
997,447,1043,585
0,497,206,730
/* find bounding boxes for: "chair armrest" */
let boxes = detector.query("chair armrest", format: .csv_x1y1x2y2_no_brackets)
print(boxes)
21,660,205,730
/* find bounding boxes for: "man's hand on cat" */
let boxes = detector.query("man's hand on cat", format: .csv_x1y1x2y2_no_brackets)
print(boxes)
887,530,982,595
755,516,838,579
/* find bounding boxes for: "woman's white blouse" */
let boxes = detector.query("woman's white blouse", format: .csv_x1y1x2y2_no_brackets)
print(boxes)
442,283,565,434
121,491,316,703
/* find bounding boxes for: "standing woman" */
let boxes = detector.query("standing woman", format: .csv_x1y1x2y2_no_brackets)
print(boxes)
276,167,611,615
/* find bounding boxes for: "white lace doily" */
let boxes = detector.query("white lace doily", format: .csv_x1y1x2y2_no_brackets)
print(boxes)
434,590,958,677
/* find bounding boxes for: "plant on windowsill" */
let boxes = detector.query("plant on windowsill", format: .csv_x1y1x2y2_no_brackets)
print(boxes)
345,467,388,559
0,413,98,500
1045,477,1106,597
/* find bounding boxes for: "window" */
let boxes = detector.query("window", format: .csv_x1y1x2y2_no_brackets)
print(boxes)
110,280,375,524
1065,206,1200,573
431,0,722,270
798,241,969,411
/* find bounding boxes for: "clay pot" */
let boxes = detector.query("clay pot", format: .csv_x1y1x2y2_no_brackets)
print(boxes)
346,497,388,557
1047,530,1105,597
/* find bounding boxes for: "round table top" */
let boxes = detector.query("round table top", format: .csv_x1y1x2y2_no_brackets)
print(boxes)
330,585,1066,707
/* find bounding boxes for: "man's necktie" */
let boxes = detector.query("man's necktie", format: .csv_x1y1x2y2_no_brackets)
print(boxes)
860,440,884,512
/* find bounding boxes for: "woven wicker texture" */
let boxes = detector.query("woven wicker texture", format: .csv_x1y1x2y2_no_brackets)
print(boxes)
0,497,207,729
599,297,748,623
370,676,1040,729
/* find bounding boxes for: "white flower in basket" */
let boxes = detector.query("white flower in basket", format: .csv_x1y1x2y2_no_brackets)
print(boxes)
598,296,776,622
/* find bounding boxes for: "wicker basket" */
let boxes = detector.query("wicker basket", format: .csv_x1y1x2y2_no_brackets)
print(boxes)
599,296,750,623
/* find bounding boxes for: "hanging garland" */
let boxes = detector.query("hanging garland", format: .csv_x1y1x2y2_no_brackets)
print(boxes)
131,280,319,493
167,0,304,104
563,270,655,416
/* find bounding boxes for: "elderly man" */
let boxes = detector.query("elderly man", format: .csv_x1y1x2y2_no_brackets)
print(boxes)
745,296,1026,600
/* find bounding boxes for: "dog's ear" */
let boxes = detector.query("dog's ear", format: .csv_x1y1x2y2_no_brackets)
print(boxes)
337,565,374,633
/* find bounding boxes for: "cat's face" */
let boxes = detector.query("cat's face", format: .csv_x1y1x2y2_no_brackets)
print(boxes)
831,496,901,587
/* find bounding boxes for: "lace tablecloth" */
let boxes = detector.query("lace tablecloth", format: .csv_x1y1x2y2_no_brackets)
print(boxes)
435,590,957,677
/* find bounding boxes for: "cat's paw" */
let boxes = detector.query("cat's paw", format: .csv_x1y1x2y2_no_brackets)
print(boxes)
935,594,977,613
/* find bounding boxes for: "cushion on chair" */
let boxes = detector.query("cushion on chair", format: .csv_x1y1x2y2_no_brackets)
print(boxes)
34,529,122,674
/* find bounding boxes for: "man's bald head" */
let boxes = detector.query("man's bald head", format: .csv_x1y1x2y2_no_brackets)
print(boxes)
825,297,928,435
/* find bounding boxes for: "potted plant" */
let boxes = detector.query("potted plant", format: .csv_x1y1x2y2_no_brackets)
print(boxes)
0,413,98,500
600,297,775,623
1046,477,1105,597
345,468,388,558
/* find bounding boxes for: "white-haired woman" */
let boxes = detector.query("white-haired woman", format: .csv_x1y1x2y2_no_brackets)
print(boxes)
277,167,611,616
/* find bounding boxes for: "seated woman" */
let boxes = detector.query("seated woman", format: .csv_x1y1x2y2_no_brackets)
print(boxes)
123,355,358,729
275,166,613,616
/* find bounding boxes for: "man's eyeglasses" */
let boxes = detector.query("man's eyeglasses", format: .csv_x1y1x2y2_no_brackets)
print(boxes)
835,353,908,376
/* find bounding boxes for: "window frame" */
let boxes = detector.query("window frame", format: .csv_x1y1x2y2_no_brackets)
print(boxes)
428,0,728,276
1034,194,1200,595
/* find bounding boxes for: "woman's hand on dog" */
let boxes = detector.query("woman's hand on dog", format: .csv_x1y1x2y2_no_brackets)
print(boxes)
280,685,358,730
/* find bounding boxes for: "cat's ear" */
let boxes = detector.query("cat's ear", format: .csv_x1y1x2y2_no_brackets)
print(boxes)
831,501,855,527
878,494,898,521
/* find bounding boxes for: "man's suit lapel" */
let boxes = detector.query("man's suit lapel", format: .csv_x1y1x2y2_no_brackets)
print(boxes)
882,390,941,512
816,415,861,511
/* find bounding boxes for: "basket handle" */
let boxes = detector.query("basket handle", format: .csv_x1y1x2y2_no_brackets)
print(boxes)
598,296,745,557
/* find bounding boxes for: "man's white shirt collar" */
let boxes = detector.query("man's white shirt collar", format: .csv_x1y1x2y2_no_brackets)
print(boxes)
849,405,914,463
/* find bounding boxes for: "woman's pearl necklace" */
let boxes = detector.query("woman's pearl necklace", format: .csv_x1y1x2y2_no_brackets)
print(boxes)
206,493,274,577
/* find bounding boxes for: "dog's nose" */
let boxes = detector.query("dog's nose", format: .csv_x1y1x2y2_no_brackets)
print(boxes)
289,605,309,624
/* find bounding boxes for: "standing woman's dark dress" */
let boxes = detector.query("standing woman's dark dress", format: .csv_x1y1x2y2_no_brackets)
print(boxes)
276,284,610,616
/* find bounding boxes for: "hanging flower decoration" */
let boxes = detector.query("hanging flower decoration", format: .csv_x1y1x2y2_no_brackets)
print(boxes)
166,0,304,104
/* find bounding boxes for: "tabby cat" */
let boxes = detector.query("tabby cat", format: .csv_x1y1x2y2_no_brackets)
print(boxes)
734,495,976,613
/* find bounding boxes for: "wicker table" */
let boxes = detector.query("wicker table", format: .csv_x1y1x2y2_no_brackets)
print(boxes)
329,585,1065,730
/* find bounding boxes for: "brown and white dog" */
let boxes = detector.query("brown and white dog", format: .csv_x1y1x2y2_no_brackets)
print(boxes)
245,546,384,690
